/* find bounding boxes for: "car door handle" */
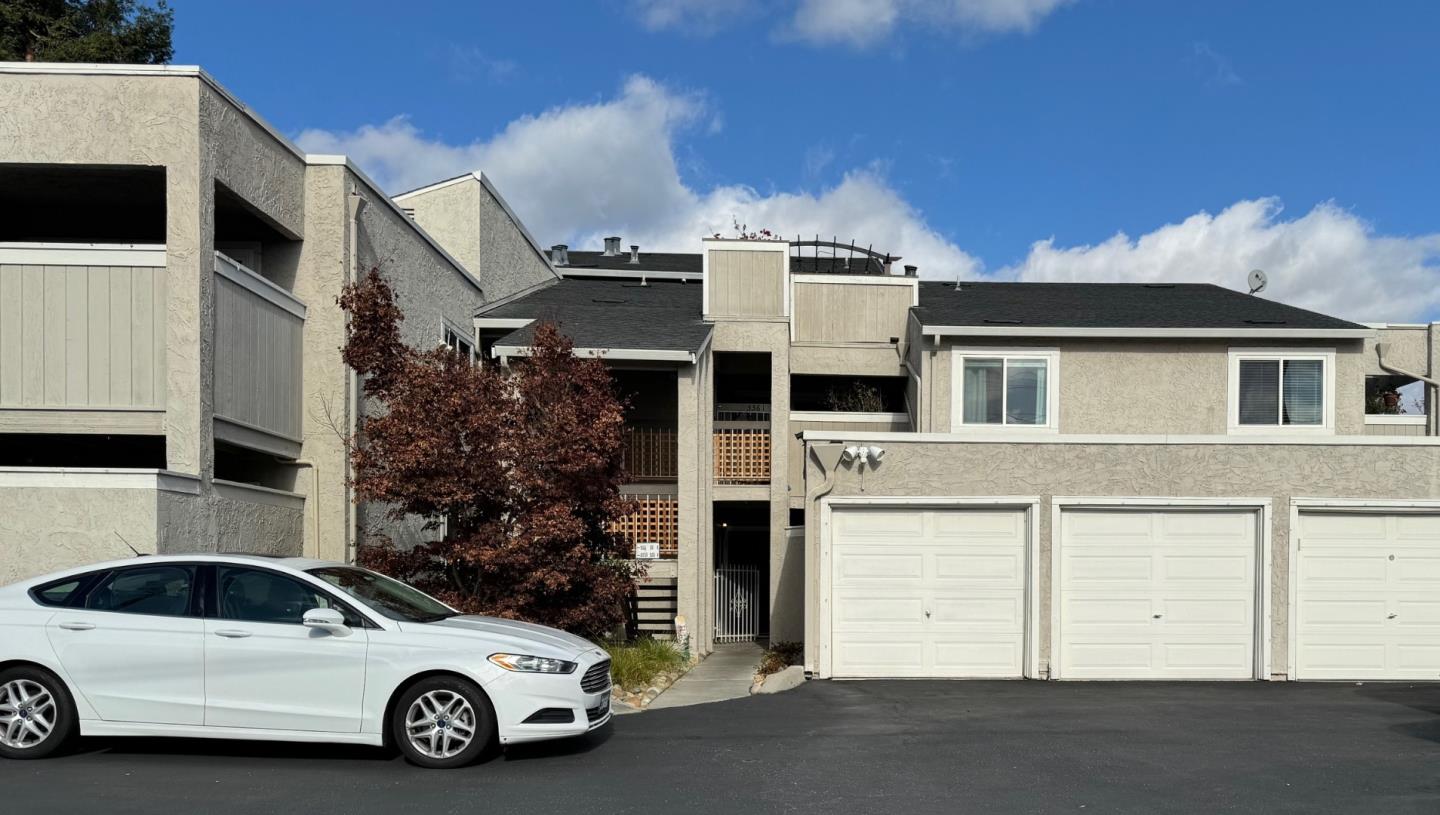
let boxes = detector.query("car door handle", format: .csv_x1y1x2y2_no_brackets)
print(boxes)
57,621,95,631
214,629,252,639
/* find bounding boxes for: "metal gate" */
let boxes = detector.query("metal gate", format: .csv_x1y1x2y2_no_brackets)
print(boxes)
714,566,761,643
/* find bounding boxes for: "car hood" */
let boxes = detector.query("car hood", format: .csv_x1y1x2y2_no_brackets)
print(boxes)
400,615,601,659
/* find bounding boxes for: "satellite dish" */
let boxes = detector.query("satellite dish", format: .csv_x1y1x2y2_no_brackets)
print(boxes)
1247,269,1268,295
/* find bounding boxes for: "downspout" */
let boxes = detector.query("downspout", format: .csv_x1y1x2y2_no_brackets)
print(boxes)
346,189,369,564
802,440,845,677
1376,342,1439,435
289,459,321,558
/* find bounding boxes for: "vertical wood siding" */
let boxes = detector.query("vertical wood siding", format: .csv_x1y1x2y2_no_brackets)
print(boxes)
213,274,303,441
707,250,786,317
792,281,913,343
0,263,166,408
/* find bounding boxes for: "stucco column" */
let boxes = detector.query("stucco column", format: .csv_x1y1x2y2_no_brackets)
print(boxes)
675,362,704,655
164,98,214,483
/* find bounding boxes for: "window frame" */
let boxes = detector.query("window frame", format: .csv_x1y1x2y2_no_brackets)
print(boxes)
441,319,477,364
1227,348,1336,434
949,347,1060,433
1363,373,1429,425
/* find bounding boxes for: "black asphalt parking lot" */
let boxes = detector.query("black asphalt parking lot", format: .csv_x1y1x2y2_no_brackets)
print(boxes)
4,680,1438,814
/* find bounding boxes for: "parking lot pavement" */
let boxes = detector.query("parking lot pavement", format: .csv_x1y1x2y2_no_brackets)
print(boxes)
4,680,1438,814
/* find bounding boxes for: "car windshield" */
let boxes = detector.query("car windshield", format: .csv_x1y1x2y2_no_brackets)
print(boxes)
307,567,459,623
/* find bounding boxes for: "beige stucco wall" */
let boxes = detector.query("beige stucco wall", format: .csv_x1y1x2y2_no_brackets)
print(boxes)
802,437,1440,678
0,483,161,585
922,338,1377,435
396,176,555,305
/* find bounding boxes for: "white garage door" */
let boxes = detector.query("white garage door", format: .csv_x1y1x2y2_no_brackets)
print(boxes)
829,507,1027,678
1058,509,1258,680
1294,511,1440,680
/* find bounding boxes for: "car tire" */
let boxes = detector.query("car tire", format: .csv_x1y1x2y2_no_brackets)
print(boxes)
391,676,496,769
0,665,78,760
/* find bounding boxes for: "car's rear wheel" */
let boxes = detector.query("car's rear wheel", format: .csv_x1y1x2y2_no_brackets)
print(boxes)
391,676,495,769
0,666,77,760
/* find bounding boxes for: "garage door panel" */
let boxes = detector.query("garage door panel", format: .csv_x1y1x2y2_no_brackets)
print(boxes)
1058,508,1257,680
931,595,1023,628
1295,511,1440,680
935,553,1022,583
830,507,1028,678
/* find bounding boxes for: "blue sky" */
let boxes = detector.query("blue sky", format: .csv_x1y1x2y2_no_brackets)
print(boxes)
170,1,1440,320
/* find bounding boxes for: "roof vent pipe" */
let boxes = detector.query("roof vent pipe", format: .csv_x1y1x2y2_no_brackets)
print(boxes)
629,245,640,264
603,236,622,256
550,244,569,266
904,265,918,277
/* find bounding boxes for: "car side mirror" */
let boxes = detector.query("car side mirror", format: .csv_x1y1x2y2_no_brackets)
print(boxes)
302,607,352,637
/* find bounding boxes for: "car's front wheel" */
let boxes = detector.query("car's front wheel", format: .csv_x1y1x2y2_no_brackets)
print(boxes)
0,666,77,760
392,676,496,769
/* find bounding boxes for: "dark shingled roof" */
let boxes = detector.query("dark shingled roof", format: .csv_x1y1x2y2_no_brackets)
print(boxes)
482,278,710,355
914,281,1366,330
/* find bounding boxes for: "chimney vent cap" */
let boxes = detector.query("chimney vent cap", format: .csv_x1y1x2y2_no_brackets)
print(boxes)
628,245,640,264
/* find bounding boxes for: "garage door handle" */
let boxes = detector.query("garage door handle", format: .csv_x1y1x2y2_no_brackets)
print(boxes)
214,629,252,639
1152,614,1163,619
57,621,95,631
1387,613,1398,619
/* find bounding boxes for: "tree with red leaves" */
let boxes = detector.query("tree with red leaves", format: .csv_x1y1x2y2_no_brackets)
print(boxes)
338,269,638,636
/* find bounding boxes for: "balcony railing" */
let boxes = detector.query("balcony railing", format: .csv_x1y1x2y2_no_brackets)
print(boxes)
622,425,678,482
611,495,679,559
212,252,305,458
713,421,771,484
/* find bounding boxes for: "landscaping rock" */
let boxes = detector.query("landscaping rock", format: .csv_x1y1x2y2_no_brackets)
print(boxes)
754,665,805,695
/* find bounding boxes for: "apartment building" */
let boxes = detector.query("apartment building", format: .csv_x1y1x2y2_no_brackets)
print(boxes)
484,238,1440,682
0,63,555,584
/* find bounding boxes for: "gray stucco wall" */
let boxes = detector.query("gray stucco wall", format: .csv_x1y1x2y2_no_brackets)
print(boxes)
802,437,1440,678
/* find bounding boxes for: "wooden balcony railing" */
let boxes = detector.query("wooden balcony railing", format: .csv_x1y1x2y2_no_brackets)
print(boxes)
622,425,678,482
611,495,679,559
713,421,771,484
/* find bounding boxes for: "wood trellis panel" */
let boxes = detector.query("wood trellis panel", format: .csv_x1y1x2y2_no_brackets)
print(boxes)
713,424,771,484
622,425,678,481
612,495,679,558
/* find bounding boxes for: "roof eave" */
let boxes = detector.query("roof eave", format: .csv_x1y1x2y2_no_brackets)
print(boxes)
919,325,1375,340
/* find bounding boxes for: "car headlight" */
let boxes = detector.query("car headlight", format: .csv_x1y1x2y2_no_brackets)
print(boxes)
488,653,578,674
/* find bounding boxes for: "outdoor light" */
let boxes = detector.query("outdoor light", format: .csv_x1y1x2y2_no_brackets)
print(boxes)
488,654,578,674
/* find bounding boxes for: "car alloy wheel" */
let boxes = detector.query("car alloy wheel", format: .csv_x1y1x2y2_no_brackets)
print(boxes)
404,689,478,760
0,679,58,750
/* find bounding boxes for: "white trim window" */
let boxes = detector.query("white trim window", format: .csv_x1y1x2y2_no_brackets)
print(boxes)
442,323,476,363
951,349,1059,431
1228,349,1334,433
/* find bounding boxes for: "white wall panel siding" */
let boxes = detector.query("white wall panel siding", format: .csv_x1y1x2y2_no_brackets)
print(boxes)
212,264,304,446
0,263,166,408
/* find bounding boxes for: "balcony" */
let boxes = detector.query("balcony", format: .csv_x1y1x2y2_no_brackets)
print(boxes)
622,424,678,482
714,403,771,484
212,252,305,458
611,494,679,559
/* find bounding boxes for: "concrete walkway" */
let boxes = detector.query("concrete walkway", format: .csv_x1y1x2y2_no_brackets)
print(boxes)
647,642,763,709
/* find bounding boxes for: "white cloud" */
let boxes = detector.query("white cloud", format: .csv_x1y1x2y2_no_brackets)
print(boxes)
634,0,1073,47
298,75,1440,323
1003,198,1440,322
296,75,980,279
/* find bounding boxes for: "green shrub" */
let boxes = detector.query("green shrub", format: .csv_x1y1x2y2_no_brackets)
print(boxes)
604,638,687,692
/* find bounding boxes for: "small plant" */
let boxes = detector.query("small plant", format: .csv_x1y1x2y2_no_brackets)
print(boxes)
757,641,803,677
604,638,688,692
712,217,783,241
824,381,885,413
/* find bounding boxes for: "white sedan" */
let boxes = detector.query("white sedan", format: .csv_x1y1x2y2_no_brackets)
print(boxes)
0,554,613,769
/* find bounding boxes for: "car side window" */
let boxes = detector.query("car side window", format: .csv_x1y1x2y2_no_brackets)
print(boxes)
216,566,362,627
84,566,195,618
31,576,90,607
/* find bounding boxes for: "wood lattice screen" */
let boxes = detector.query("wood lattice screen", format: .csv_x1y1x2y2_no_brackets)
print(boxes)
713,425,771,484
611,495,679,558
